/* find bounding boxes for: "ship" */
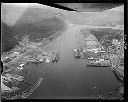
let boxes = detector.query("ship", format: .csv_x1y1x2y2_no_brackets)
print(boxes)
74,49,81,59
51,52,60,63
87,58,111,67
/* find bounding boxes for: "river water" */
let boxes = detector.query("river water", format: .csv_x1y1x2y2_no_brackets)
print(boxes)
19,25,121,99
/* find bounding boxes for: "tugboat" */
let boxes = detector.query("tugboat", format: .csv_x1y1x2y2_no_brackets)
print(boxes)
74,49,82,59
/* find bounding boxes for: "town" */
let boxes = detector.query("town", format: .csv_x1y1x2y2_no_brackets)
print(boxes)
1,37,60,99
74,43,111,67
73,29,124,97
74,36,124,77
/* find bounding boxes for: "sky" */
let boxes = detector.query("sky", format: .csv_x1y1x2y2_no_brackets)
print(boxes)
1,4,124,26
107,5,124,12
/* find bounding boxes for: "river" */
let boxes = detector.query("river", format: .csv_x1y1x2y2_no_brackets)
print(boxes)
19,25,121,99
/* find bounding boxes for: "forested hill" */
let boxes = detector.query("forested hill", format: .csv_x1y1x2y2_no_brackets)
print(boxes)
1,7,66,54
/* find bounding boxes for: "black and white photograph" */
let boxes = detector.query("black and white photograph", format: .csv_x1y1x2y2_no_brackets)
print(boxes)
1,2,125,100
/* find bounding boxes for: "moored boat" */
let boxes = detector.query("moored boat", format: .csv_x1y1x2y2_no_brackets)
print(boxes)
87,59,111,67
